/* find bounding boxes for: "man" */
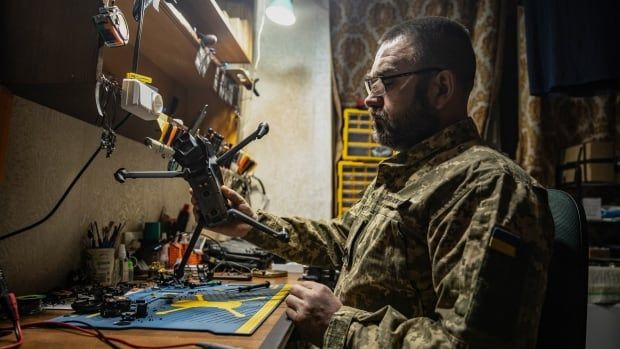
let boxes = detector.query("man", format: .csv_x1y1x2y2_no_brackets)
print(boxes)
196,17,553,348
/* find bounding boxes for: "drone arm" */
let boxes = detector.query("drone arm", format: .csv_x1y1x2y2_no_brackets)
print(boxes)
173,220,205,279
227,208,289,242
114,168,184,183
216,122,269,167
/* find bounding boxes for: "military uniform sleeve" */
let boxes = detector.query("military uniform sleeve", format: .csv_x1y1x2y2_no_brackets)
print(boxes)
243,204,361,269
323,170,554,348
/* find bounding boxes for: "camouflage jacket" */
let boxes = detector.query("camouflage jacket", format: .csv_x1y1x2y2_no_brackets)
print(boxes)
244,118,554,348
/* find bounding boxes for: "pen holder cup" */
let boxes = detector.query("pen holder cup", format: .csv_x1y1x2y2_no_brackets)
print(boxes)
86,248,117,286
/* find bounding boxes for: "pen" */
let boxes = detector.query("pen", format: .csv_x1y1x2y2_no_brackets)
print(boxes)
94,222,101,247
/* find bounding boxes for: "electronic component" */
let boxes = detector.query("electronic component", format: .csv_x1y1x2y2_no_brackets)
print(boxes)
121,311,136,321
136,300,148,318
71,299,101,314
302,267,340,290
101,296,131,318
92,5,129,48
121,79,163,121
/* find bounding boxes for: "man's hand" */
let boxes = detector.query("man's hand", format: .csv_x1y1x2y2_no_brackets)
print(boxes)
285,281,343,346
189,185,256,238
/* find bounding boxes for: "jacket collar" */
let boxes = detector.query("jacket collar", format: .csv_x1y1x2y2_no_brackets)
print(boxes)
376,117,481,187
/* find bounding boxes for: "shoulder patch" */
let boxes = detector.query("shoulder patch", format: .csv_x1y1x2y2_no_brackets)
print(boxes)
488,226,521,257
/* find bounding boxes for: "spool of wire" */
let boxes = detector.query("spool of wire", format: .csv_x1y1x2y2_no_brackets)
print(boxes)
16,294,46,315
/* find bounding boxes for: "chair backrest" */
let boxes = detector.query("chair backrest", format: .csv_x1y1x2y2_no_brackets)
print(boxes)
537,189,588,349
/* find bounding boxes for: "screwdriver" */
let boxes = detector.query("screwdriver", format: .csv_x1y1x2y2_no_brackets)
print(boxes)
235,281,270,293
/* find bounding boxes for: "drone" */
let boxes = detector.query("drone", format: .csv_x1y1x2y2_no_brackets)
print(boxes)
114,122,289,279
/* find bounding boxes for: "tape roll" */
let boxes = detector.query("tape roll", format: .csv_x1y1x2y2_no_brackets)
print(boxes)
17,294,46,315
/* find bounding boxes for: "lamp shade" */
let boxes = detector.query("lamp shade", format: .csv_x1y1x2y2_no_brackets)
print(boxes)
266,0,296,26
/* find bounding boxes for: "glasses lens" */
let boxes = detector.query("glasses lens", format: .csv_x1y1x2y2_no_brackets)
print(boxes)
365,78,384,96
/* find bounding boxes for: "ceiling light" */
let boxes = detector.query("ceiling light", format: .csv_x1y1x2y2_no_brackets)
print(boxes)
266,0,296,26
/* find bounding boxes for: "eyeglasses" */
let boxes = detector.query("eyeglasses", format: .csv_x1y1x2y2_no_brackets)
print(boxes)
364,67,443,96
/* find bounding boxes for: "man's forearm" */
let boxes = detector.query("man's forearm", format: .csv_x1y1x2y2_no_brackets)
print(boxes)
244,210,348,269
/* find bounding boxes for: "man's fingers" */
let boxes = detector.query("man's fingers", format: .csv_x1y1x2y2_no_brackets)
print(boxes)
300,281,320,289
221,186,247,206
285,308,298,322
285,294,303,311
289,284,312,298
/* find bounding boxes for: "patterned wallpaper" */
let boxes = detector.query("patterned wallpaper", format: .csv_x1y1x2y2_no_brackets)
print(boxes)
329,0,502,133
329,1,619,186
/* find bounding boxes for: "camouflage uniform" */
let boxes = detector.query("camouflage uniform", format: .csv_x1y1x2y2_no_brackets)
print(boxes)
244,118,554,348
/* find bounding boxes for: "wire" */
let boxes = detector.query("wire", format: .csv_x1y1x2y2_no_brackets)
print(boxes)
132,0,146,72
250,175,270,210
0,320,21,349
18,321,238,349
0,113,131,241
253,8,266,71
0,292,22,349
63,320,120,349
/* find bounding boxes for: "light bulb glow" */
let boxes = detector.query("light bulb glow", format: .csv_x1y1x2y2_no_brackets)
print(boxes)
266,0,296,26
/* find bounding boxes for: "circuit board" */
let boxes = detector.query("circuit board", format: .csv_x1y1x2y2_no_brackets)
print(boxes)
52,283,290,335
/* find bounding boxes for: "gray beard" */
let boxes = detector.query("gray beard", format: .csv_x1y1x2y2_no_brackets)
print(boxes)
371,105,439,151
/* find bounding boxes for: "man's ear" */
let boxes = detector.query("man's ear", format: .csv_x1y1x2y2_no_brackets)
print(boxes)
429,70,455,110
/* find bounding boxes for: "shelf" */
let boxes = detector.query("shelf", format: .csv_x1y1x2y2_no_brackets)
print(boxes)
588,218,620,223
0,0,252,144
99,1,254,142
105,0,250,88
174,0,253,64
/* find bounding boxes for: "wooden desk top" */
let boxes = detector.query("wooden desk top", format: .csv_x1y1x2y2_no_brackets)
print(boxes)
0,274,301,349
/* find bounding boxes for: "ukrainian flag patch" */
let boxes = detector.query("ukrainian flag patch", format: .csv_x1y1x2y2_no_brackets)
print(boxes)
488,226,521,257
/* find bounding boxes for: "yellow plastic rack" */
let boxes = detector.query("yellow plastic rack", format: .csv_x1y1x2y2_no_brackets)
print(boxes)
337,160,379,217
343,108,393,161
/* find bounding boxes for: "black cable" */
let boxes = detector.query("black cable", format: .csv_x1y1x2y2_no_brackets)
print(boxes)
251,175,266,194
132,0,146,73
0,114,131,241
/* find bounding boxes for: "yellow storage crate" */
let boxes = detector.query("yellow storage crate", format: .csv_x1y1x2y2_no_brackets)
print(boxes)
337,160,379,217
343,108,393,161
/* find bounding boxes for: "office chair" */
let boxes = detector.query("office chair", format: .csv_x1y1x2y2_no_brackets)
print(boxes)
536,189,588,348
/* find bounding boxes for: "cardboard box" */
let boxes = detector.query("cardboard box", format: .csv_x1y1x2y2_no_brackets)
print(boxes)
561,142,615,183
563,141,614,163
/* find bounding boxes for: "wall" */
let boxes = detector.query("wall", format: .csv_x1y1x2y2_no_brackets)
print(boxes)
0,0,334,294
242,0,333,219
0,97,193,294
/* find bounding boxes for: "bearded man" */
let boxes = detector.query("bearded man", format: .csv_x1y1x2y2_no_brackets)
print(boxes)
194,16,554,349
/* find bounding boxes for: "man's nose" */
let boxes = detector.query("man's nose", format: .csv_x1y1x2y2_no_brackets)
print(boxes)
364,95,384,109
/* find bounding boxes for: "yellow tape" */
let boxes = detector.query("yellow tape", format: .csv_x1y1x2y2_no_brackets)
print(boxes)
159,121,170,143
126,72,153,84
235,284,291,334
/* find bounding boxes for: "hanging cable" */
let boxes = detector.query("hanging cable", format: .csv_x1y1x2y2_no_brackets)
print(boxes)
254,10,266,71
0,114,131,241
1,0,152,241
132,0,147,72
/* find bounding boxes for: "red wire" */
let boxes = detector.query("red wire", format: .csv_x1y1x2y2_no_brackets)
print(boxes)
0,293,23,349
1,290,233,349
22,321,204,349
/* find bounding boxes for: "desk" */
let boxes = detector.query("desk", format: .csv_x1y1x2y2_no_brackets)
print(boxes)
0,273,300,349
586,303,620,349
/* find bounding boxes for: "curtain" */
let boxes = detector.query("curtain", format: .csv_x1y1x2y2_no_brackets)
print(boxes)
516,7,619,186
329,0,505,137
329,2,619,188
